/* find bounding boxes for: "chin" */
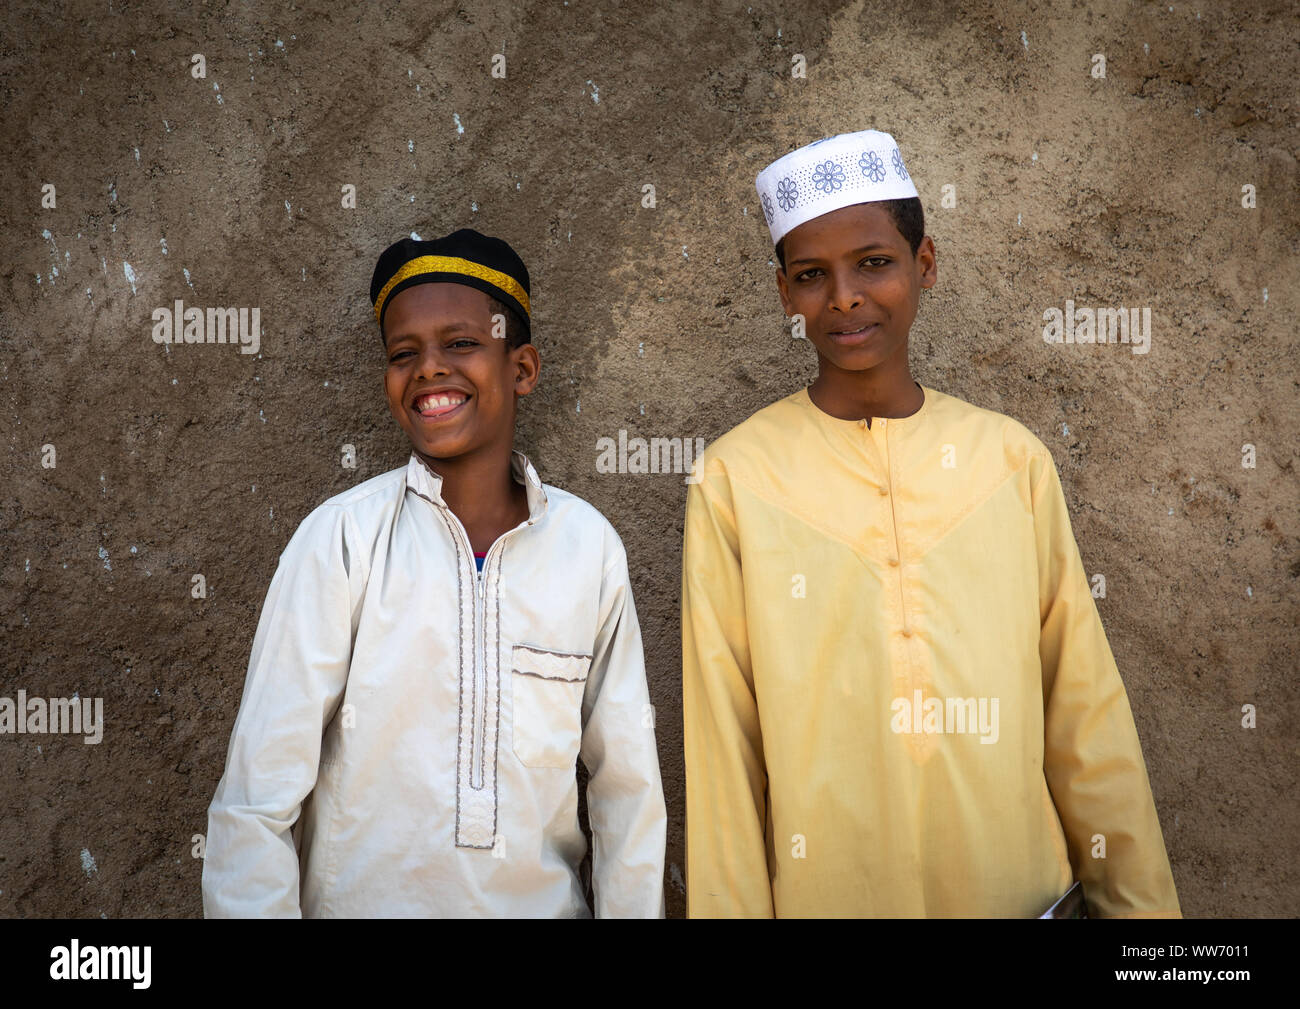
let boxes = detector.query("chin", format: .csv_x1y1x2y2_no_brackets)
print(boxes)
420,437,473,460
817,345,893,372
402,427,465,458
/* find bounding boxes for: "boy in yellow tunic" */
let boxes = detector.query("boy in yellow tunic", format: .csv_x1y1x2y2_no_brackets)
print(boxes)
681,130,1181,918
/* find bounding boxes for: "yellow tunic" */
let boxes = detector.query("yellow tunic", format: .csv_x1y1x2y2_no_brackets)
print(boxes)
682,385,1180,918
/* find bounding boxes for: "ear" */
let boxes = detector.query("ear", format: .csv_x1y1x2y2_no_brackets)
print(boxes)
381,351,405,425
774,266,795,317
916,235,938,290
511,343,541,396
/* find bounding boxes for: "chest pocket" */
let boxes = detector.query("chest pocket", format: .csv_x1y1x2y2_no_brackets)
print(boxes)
510,643,591,768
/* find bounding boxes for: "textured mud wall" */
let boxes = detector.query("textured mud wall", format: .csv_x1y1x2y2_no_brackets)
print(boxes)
2,0,1296,917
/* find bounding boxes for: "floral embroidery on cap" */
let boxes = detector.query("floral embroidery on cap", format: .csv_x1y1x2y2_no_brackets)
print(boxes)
813,159,846,193
859,150,886,183
891,148,909,180
776,176,798,211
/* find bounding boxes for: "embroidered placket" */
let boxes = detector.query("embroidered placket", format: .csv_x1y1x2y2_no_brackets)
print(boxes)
438,507,499,849
407,452,544,850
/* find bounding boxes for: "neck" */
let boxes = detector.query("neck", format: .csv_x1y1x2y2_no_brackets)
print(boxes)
808,350,923,421
417,442,525,531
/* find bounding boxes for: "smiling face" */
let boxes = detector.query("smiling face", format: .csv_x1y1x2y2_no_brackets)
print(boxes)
775,202,936,375
382,282,539,465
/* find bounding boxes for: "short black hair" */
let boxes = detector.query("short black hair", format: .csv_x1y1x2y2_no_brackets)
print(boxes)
775,196,925,269
487,296,530,349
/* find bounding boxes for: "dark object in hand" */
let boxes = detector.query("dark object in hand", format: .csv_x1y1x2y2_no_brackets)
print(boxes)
1039,881,1088,918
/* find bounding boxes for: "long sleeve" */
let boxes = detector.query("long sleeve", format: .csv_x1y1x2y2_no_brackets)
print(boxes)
202,503,364,918
579,535,667,919
1031,452,1181,918
681,465,773,918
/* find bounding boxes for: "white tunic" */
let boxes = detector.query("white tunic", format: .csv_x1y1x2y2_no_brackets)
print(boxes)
203,451,666,917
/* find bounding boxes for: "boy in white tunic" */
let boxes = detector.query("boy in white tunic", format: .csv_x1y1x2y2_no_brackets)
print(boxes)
203,229,667,917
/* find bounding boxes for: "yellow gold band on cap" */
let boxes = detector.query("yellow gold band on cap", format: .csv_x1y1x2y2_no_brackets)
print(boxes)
372,255,531,324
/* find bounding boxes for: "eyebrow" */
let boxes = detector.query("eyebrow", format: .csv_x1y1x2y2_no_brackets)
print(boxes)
384,320,483,343
787,244,893,268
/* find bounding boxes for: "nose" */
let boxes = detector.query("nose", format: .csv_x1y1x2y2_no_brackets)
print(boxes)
828,269,866,315
414,342,452,380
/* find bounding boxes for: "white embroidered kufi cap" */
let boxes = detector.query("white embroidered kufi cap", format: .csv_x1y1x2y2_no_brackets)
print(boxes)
755,129,918,246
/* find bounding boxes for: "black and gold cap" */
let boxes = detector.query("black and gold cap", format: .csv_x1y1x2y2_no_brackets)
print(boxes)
370,229,531,340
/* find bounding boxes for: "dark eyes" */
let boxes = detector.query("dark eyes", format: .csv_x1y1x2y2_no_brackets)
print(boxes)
388,338,478,362
795,257,889,282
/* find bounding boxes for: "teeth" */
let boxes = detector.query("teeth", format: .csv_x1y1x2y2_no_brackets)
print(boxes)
416,393,465,411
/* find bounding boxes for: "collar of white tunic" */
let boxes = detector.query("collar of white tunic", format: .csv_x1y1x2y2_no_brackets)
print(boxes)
404,449,549,526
